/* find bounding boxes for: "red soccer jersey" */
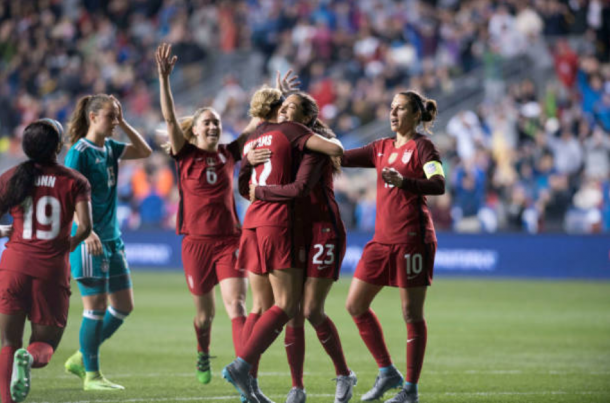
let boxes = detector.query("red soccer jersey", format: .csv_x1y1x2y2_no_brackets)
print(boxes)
0,163,91,288
239,121,313,228
343,134,442,244
172,141,242,238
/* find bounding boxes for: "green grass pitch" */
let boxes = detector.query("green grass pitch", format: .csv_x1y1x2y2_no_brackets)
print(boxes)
22,271,610,403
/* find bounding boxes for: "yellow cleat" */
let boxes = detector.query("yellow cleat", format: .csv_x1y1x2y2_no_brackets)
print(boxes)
83,372,125,391
64,351,85,380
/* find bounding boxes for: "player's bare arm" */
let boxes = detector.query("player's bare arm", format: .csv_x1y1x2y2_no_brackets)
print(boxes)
112,96,152,160
156,43,186,155
70,201,93,252
305,134,344,157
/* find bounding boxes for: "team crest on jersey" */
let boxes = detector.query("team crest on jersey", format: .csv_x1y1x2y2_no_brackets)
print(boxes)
101,259,109,273
402,150,413,164
388,152,398,164
207,157,216,166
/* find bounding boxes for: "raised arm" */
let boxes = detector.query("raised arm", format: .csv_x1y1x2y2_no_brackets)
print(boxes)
70,200,93,252
112,96,153,160
305,135,344,157
252,152,326,202
156,43,186,155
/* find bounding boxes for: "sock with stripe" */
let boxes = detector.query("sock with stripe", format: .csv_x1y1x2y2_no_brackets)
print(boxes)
240,305,290,364
101,306,130,344
231,316,246,357
194,322,211,353
353,309,393,368
80,310,105,371
314,316,350,376
406,320,427,384
285,325,305,389
27,342,54,368
0,345,19,403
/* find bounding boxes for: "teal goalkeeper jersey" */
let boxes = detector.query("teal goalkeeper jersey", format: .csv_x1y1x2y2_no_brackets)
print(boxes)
65,138,126,241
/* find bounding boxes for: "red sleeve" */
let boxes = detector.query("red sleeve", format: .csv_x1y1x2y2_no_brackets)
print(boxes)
417,136,441,166
341,142,376,168
238,160,252,200
399,137,444,195
170,142,195,160
255,152,326,202
225,140,242,162
73,174,92,203
281,122,314,151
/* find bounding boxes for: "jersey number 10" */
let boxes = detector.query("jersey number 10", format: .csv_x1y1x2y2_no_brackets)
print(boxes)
22,196,61,240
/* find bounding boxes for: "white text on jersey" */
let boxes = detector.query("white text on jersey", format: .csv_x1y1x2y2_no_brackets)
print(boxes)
243,135,273,155
35,175,56,188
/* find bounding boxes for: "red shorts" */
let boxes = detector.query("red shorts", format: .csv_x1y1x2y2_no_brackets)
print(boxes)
306,222,346,281
0,270,70,328
182,236,245,295
237,226,305,275
354,241,436,288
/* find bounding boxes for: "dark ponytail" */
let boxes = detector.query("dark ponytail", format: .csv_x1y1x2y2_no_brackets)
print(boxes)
399,91,438,134
0,120,63,216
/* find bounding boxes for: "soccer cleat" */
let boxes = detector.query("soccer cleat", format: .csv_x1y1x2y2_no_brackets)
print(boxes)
10,348,33,402
384,387,418,403
361,367,404,401
83,372,125,391
222,360,259,403
196,352,212,384
251,376,275,403
64,350,86,380
285,387,306,403
333,370,357,403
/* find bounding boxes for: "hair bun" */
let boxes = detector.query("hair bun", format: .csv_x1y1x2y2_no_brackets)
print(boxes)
422,99,437,122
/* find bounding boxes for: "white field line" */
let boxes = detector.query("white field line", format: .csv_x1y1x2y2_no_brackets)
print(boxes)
26,391,610,403
33,369,610,380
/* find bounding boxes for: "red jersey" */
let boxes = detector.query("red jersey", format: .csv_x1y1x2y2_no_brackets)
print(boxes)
172,141,242,238
343,134,441,244
0,163,91,288
239,121,313,228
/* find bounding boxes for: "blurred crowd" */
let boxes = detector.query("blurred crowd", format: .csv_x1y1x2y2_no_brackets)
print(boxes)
1,0,609,233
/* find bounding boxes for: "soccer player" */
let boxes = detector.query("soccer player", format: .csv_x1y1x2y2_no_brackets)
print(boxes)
156,43,264,385
63,94,152,391
223,87,343,403
0,120,92,403
248,93,357,403
342,91,444,403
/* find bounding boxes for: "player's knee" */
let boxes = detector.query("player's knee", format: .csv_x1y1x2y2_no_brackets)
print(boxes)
303,304,324,325
194,313,214,329
402,305,424,323
226,298,247,318
345,299,365,317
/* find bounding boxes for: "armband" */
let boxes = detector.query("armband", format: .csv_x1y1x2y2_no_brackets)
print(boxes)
423,161,444,179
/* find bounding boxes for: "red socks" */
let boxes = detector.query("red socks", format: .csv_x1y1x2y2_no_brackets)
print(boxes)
314,316,350,376
231,316,246,356
0,346,18,403
406,320,427,384
241,305,290,364
242,313,261,377
285,326,305,388
27,342,53,368
194,322,211,353
353,309,392,368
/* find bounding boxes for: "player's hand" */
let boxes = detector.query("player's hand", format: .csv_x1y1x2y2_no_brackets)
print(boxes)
156,43,177,78
249,183,257,202
382,167,404,188
247,148,271,166
275,69,300,95
110,95,124,124
0,224,13,238
85,231,103,256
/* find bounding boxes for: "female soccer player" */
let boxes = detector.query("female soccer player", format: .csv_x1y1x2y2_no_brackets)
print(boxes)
343,91,444,403
223,86,343,403
248,92,356,403
0,120,92,403
156,43,265,385
63,94,152,391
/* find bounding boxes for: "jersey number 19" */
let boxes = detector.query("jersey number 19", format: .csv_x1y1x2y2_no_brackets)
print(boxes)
22,196,61,240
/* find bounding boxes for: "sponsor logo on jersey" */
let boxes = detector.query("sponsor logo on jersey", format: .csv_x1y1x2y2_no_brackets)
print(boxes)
101,259,109,273
388,152,398,164
402,150,413,164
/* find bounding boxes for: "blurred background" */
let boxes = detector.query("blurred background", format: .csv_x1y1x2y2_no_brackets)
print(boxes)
1,0,609,277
